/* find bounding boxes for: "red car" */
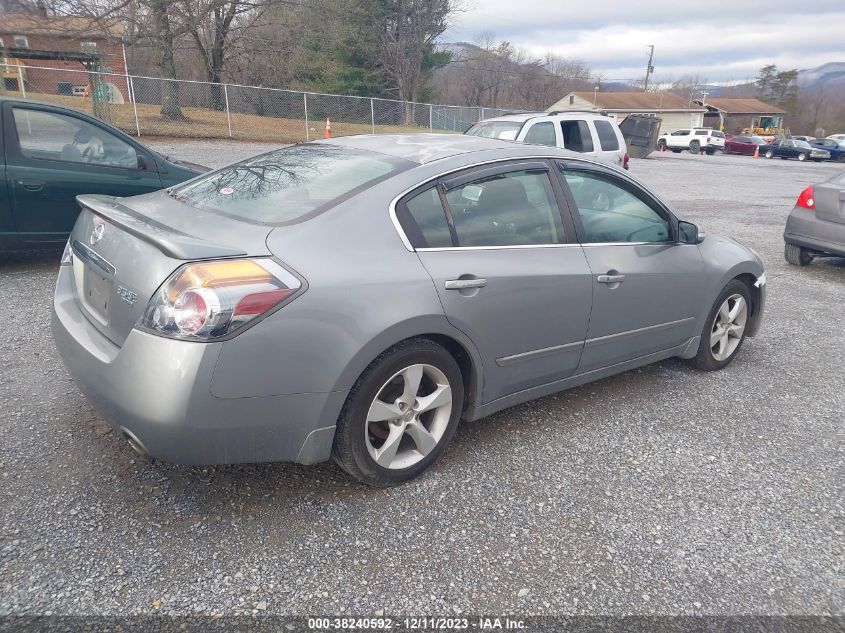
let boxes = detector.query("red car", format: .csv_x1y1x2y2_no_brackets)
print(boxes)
724,134,768,156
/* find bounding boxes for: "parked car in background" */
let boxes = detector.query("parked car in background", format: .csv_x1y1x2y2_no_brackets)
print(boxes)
656,128,725,155
465,111,629,170
724,134,768,156
791,135,815,142
762,139,830,162
809,138,845,162
784,173,845,265
52,134,764,486
826,134,845,143
0,97,207,252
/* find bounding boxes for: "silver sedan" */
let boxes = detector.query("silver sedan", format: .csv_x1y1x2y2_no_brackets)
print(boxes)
52,134,766,486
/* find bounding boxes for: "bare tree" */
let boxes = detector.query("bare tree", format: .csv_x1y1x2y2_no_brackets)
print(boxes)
375,0,454,122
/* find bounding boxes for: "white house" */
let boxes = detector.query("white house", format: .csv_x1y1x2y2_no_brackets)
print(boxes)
547,91,707,134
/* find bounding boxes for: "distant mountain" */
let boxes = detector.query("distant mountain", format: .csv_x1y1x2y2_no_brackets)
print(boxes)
798,62,845,87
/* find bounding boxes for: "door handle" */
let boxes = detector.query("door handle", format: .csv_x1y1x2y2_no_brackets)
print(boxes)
597,274,626,284
17,179,45,192
445,278,487,290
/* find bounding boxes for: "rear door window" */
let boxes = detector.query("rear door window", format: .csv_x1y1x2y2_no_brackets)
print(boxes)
594,120,620,151
560,120,594,152
172,144,413,224
445,169,566,247
523,121,557,147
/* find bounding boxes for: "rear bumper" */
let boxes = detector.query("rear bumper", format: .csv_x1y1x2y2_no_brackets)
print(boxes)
784,207,845,258
51,265,346,465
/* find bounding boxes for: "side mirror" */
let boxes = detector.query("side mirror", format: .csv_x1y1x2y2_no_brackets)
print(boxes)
678,220,705,244
136,152,152,171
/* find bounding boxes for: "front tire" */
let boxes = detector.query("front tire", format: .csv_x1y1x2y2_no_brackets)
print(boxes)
688,280,752,371
332,338,464,486
765,150,774,159
657,140,667,151
785,242,812,266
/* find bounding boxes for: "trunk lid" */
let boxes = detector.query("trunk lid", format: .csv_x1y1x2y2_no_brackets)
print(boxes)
69,192,273,346
814,173,845,225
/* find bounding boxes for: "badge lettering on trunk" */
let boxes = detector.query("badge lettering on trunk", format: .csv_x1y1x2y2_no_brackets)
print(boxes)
90,223,105,245
117,285,137,306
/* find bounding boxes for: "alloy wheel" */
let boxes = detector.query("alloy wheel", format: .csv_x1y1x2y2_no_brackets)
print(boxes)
710,294,748,361
365,364,453,470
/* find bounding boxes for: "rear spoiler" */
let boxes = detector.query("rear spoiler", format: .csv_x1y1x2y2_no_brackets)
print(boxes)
76,194,246,260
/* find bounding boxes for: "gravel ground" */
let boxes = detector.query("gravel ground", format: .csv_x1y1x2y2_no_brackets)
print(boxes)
0,144,843,618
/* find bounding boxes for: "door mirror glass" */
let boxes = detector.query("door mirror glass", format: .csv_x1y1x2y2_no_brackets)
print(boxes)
678,220,704,244
136,152,152,171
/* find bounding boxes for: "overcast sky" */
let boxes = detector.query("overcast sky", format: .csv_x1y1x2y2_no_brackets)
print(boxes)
446,0,845,83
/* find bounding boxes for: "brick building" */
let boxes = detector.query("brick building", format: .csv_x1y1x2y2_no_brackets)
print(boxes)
0,12,128,100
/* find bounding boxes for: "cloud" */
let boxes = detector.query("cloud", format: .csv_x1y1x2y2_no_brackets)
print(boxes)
447,0,845,81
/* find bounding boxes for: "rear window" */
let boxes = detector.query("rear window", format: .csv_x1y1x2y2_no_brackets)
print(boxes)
594,120,620,151
170,144,412,224
465,121,523,141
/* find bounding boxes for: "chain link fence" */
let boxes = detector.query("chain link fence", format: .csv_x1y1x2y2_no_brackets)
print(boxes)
0,64,518,142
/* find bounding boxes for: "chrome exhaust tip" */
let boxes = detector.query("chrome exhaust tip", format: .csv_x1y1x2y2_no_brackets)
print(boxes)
121,428,148,457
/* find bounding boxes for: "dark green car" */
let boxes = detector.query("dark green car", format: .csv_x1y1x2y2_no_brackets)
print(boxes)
0,97,206,251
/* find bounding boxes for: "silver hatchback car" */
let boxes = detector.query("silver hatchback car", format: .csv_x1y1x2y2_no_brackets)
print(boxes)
52,134,766,486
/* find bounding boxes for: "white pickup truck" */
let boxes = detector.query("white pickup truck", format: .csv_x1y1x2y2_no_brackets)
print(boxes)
657,128,726,155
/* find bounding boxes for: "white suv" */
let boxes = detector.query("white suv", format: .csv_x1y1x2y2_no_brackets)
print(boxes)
465,112,629,170
657,128,725,154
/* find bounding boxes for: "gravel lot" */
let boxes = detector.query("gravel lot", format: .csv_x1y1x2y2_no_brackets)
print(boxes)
1,142,843,618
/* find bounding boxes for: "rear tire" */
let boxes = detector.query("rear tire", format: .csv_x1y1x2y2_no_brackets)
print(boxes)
784,242,812,266
688,280,752,371
332,338,464,487
837,154,845,163
689,140,701,154
797,152,807,161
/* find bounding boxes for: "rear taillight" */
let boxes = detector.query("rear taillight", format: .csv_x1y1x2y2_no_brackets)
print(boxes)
60,240,73,266
139,258,301,340
623,152,629,169
796,185,815,210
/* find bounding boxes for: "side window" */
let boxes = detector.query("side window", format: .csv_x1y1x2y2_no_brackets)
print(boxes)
562,170,670,244
398,187,452,248
12,108,140,169
594,120,620,151
560,120,594,153
694,130,708,136
445,169,565,247
523,121,556,147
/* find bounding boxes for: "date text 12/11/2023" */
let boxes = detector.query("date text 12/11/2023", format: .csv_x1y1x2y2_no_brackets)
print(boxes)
307,617,527,630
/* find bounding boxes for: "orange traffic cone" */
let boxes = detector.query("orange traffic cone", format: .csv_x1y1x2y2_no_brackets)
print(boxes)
753,145,759,159
325,118,331,139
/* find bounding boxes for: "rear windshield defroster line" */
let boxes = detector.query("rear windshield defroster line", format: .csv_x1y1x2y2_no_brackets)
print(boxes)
169,144,415,226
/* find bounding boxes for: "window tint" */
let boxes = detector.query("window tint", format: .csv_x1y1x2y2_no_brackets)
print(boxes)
562,170,670,244
560,120,594,152
594,120,620,151
711,131,725,138
445,170,565,247
173,145,412,224
400,188,452,248
523,121,556,146
12,108,139,169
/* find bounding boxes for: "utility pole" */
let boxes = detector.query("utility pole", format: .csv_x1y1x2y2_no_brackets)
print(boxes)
643,45,655,92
